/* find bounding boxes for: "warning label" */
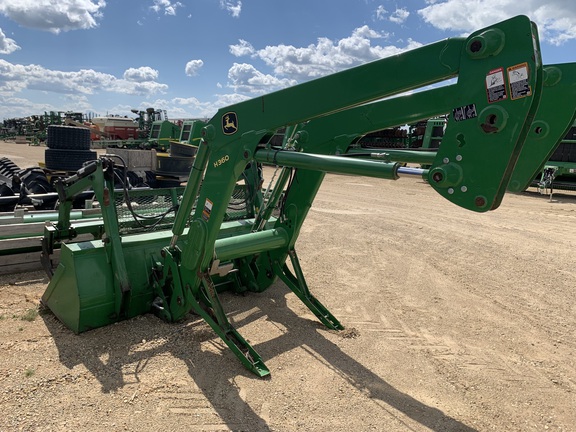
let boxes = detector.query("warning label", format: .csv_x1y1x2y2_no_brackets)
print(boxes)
507,63,531,100
452,104,478,122
486,67,506,103
202,198,213,221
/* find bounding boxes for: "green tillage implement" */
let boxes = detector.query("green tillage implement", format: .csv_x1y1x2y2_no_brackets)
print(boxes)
43,16,549,377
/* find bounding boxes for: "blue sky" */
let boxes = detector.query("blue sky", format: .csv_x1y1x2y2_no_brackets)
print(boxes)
0,0,574,121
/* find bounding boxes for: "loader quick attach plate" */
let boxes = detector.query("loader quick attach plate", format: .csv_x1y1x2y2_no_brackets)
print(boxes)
427,18,542,211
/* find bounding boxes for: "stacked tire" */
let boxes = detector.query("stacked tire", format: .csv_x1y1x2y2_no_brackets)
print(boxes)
46,125,97,172
0,158,56,210
0,157,20,211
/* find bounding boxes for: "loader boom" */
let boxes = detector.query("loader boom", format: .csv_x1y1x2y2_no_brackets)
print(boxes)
43,16,545,377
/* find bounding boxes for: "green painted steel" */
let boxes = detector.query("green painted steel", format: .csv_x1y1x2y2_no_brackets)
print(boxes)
215,228,289,262
345,149,437,165
254,149,400,180
42,217,278,333
428,19,542,211
40,16,553,377
507,63,576,192
344,63,576,193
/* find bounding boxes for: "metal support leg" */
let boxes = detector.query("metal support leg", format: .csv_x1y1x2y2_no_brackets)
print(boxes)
275,249,343,331
191,272,270,378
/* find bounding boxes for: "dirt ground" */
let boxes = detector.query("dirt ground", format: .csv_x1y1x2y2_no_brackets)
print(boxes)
1,141,575,431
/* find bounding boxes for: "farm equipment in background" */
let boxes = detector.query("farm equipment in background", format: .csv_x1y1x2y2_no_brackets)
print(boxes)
528,120,576,195
154,119,203,180
147,120,181,151
0,111,85,144
0,117,200,219
133,108,169,140
39,16,551,377
90,108,170,149
355,117,446,150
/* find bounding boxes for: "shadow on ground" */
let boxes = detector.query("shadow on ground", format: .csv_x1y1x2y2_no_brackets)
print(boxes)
42,281,477,432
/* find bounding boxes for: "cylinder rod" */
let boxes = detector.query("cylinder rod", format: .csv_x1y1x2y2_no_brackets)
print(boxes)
254,149,399,180
397,167,429,177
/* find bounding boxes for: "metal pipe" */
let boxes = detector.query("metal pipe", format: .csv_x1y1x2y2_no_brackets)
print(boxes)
170,138,210,247
397,167,429,177
214,227,289,262
254,149,399,180
253,167,292,232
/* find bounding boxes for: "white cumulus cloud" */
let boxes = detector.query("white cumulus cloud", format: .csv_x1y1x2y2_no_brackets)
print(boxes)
185,59,204,76
235,26,419,83
229,39,254,57
0,27,19,54
227,63,297,94
150,0,183,16
220,0,242,18
375,5,387,21
0,59,168,97
0,0,106,33
123,66,159,82
418,0,576,45
390,8,410,24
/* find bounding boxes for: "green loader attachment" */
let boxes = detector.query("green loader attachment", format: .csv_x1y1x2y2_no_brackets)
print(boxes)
43,16,551,377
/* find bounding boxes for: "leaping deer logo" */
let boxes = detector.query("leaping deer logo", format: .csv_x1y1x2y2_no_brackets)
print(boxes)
222,112,238,135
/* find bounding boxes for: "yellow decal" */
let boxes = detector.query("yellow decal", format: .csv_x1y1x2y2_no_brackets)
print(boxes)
213,154,230,168
222,112,238,135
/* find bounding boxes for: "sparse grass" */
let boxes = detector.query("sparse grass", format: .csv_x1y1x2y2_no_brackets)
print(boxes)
24,368,35,378
21,308,38,322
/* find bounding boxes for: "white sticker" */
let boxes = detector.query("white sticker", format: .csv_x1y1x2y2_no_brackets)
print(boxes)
507,63,531,100
202,198,213,221
486,67,506,103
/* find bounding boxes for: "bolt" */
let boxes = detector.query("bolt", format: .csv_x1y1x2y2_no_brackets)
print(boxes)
443,157,450,164
475,196,487,207
448,188,454,195
461,186,468,192
456,155,463,162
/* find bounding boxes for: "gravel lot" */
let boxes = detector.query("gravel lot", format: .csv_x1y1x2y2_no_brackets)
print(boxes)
1,140,575,431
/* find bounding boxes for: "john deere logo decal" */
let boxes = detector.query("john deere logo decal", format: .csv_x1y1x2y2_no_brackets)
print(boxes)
222,112,238,135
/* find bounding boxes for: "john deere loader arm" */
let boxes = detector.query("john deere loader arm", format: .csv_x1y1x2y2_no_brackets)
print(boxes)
341,62,576,194
157,15,543,375
42,16,544,377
